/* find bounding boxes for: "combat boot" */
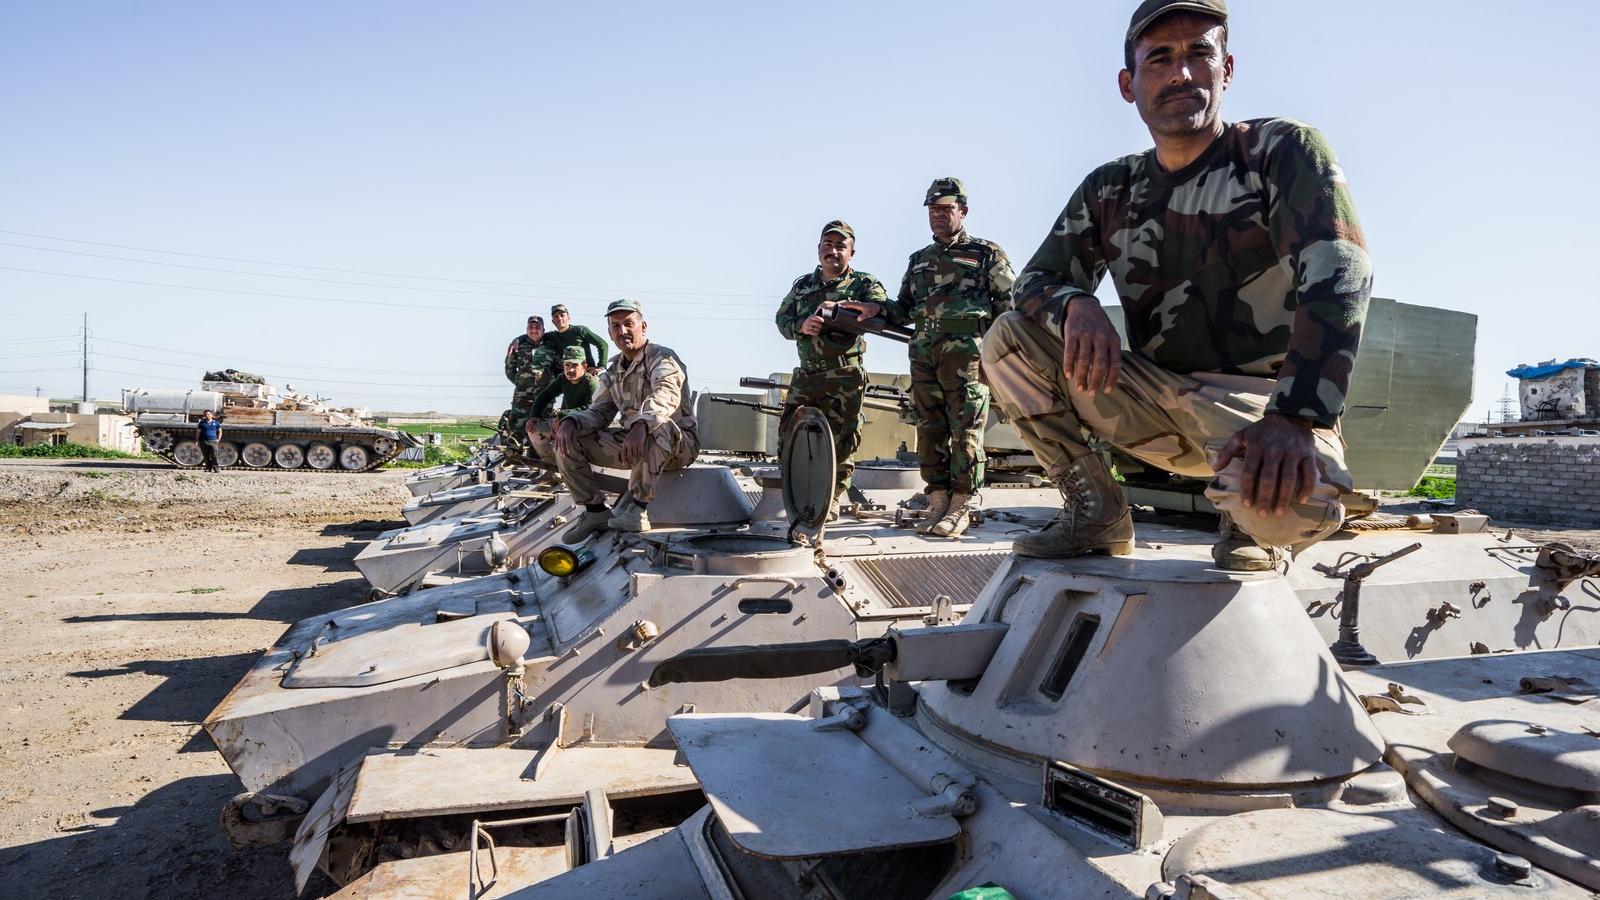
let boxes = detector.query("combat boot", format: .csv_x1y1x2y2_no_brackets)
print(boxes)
1012,457,1134,558
930,492,974,538
609,500,651,533
1211,513,1282,572
916,488,951,534
562,507,613,544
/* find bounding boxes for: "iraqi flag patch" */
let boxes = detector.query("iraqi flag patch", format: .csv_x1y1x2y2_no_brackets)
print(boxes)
951,255,981,269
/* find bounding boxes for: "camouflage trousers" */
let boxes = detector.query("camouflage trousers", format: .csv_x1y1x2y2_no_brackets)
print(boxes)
910,333,989,493
981,312,1353,551
780,365,866,497
498,406,533,455
557,421,700,506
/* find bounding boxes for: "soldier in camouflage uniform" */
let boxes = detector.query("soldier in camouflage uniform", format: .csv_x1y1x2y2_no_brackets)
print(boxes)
545,303,609,370
525,345,603,465
981,0,1372,570
775,220,888,514
499,315,557,458
843,178,1014,537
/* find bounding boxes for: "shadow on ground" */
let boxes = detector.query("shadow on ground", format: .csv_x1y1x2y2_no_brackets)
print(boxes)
0,773,335,900
61,577,371,627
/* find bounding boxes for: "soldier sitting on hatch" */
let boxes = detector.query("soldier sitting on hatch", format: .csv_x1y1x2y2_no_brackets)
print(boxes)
774,220,888,520
981,0,1371,570
525,345,602,466
555,299,699,539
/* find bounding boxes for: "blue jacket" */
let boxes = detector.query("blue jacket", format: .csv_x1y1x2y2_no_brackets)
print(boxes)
197,418,222,441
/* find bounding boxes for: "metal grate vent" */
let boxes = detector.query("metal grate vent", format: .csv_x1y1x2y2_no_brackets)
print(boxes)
849,552,1007,608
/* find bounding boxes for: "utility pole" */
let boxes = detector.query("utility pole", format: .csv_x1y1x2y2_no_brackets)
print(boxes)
81,312,90,403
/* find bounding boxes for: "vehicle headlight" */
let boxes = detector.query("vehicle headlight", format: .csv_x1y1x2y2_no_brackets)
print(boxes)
538,545,593,578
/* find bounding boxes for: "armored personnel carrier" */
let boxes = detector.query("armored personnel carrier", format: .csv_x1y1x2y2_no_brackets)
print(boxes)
123,369,419,471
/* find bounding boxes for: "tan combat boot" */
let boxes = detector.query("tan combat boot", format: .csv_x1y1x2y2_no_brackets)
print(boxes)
609,499,651,533
1012,457,1134,558
1211,512,1282,572
562,508,613,544
930,491,974,538
916,488,951,534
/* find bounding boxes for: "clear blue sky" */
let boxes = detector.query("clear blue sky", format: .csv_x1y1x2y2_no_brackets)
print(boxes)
1,1,1593,420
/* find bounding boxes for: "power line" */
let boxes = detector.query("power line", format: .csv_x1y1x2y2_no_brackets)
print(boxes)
96,352,505,388
0,263,776,320
0,228,773,299
95,337,500,377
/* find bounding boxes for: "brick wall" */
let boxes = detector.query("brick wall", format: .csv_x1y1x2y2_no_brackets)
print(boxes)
1457,436,1600,527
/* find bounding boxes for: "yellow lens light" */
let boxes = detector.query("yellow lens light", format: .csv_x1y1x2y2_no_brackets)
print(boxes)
538,546,578,577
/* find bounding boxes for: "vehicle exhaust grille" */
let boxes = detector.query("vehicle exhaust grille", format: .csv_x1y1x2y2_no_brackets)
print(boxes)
849,552,1006,608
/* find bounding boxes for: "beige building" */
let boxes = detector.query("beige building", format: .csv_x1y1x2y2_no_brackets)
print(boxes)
0,395,142,453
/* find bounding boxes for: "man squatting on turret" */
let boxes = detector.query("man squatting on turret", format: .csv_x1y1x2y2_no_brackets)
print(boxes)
981,0,1372,571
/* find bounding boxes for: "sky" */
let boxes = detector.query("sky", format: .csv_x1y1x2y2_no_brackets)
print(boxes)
1,1,1594,421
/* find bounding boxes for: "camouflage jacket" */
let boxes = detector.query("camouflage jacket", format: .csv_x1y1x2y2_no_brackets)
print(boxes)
531,373,601,419
504,334,555,390
775,266,888,370
1015,118,1372,427
564,342,696,436
543,324,610,368
883,229,1015,330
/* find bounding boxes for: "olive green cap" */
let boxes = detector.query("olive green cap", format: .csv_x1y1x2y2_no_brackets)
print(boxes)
526,315,544,326
605,298,643,317
820,220,854,240
1126,0,1226,42
924,177,967,207
550,303,569,315
560,346,586,363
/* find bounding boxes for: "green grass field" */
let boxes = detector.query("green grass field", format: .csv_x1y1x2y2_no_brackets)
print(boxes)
392,421,496,437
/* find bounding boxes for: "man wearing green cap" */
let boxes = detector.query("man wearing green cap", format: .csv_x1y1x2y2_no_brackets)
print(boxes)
525,345,603,465
842,178,1015,538
544,303,609,372
500,314,556,460
981,0,1371,570
774,220,888,515
554,299,699,538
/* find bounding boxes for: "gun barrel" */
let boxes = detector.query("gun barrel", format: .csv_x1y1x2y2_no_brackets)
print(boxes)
738,377,787,391
707,396,782,416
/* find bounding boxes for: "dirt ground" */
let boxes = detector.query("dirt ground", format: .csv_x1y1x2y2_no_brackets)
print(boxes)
0,459,411,900
1,460,1596,900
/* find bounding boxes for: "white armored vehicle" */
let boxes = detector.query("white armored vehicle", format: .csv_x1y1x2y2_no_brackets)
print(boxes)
124,369,419,471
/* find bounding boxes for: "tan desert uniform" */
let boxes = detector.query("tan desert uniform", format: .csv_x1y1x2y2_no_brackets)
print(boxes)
557,341,699,506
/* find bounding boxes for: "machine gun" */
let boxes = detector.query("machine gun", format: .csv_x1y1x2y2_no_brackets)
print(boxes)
738,376,912,416
816,305,914,344
706,395,783,417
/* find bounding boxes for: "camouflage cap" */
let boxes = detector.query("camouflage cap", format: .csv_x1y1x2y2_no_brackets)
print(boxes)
550,303,569,315
526,315,544,326
560,346,586,363
1126,0,1226,42
924,177,967,207
820,220,854,240
605,298,643,317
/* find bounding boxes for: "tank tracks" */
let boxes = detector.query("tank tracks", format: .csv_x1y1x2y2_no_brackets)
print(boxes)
138,424,419,474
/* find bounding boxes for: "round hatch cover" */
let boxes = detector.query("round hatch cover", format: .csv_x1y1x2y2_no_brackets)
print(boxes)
780,407,835,542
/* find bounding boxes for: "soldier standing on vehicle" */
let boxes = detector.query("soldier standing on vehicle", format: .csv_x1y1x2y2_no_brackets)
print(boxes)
842,179,1014,537
554,299,699,539
981,0,1371,570
545,304,609,371
197,409,222,473
500,315,555,457
775,220,888,517
525,345,603,465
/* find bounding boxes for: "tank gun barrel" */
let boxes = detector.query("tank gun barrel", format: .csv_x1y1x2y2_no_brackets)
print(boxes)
647,637,896,687
706,396,783,417
738,376,910,409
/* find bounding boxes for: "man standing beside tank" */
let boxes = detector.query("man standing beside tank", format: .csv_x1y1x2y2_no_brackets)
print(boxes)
774,220,888,518
554,299,699,539
842,179,1015,538
501,315,556,458
196,409,223,473
544,304,609,371
981,0,1371,570
525,346,603,465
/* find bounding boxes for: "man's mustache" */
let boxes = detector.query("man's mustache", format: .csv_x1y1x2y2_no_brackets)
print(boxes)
1158,87,1204,104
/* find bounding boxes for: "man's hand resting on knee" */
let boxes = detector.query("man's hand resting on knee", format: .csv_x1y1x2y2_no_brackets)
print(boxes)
1061,296,1121,395
619,421,649,465
554,419,579,457
1214,414,1317,516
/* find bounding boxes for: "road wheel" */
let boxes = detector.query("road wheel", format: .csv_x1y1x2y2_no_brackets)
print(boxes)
274,444,305,469
305,442,337,470
241,443,273,468
339,445,371,470
172,441,203,467
213,442,240,468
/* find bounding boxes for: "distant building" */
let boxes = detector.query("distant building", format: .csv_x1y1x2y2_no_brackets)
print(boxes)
0,395,141,453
